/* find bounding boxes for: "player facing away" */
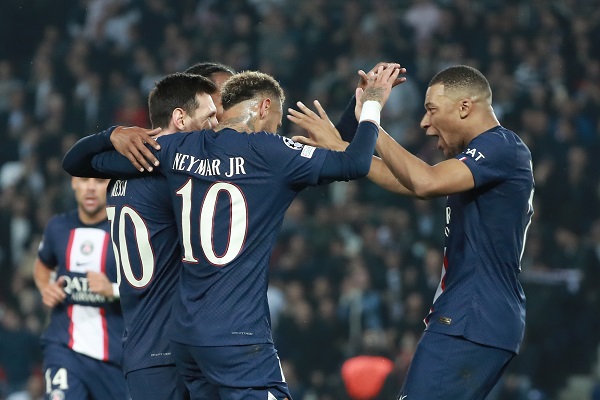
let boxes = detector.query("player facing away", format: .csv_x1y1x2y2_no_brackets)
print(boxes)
33,176,128,399
62,64,401,399
65,72,219,400
290,65,534,400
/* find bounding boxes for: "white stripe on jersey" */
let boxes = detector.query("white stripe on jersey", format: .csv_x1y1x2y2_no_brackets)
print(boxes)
268,392,278,400
68,228,108,273
67,228,109,361
70,304,107,360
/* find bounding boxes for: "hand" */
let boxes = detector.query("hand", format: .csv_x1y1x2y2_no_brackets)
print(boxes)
40,276,66,308
359,63,402,109
355,63,406,120
110,126,162,172
288,101,349,151
87,271,114,298
358,62,407,90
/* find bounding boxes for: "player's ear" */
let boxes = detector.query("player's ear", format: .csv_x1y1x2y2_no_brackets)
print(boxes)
172,108,186,130
458,98,472,119
259,98,271,119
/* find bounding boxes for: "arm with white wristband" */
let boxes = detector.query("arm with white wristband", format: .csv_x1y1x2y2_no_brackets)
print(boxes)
359,100,383,126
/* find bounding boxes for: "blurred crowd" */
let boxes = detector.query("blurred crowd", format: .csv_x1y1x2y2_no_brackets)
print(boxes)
1,0,600,399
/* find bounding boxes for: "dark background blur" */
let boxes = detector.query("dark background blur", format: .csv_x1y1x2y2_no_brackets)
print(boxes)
1,0,600,399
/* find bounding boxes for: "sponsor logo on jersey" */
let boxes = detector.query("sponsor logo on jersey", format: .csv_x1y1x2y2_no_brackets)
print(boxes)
80,241,94,255
463,147,485,161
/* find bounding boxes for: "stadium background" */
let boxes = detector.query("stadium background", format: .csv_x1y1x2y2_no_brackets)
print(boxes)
1,0,599,399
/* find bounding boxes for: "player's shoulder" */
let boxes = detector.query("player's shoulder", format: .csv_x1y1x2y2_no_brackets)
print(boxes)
156,130,211,147
247,130,305,151
46,209,78,227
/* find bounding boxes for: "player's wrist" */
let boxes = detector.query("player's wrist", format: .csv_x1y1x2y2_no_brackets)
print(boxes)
359,101,382,125
111,283,120,299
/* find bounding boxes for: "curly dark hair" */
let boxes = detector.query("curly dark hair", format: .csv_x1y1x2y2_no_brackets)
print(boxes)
220,71,285,111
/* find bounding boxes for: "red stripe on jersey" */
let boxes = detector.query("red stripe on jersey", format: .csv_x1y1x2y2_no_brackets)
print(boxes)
65,229,75,271
100,232,109,274
101,307,109,361
441,254,449,291
67,305,74,349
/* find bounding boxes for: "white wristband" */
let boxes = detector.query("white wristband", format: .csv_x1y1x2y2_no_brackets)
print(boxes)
112,283,120,299
359,100,382,125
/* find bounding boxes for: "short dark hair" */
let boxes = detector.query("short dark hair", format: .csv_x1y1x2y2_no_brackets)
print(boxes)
148,73,217,128
429,65,492,101
220,71,285,111
184,62,236,78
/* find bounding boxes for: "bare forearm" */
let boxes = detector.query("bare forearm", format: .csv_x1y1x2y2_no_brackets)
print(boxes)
376,128,439,198
367,156,417,196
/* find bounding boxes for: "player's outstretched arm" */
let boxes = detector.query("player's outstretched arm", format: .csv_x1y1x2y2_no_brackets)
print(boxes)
376,127,475,198
289,100,416,196
335,62,408,141
317,64,401,181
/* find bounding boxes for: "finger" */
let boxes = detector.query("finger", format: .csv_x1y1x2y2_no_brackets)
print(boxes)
142,134,161,150
147,127,162,137
392,76,407,88
355,87,364,100
287,111,313,127
131,149,156,172
313,101,332,122
126,153,146,172
296,102,319,119
288,107,310,119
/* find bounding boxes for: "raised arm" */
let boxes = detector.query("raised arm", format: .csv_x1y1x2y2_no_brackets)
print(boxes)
335,62,407,141
288,99,416,196
318,64,401,182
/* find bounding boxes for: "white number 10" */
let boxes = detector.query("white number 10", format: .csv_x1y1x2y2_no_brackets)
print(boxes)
177,179,247,266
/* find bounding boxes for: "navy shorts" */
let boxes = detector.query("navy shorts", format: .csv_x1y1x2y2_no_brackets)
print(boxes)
126,365,189,400
43,342,128,399
398,331,514,400
170,341,291,400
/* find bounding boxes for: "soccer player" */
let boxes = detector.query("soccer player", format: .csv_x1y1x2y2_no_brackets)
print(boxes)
63,64,401,399
67,72,218,400
33,176,128,399
185,61,236,120
289,65,534,400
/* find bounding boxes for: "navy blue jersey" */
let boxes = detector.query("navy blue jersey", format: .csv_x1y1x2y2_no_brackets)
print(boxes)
424,126,534,353
38,210,124,365
90,124,377,346
106,175,181,374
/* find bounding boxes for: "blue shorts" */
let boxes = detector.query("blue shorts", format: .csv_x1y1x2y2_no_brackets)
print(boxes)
398,331,514,400
170,341,291,400
43,342,128,399
126,365,189,400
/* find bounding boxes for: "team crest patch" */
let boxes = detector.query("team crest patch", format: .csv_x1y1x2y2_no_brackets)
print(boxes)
80,240,94,255
282,137,303,150
50,389,65,400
